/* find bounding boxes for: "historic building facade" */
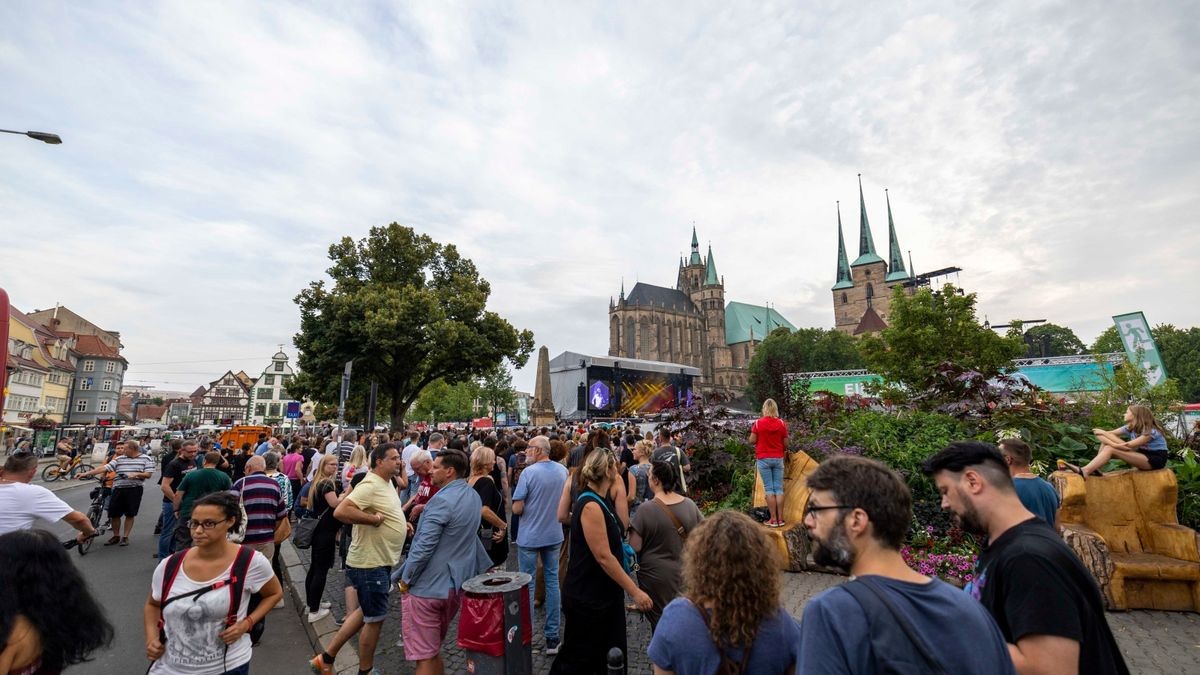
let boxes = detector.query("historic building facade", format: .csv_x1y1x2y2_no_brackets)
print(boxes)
832,176,914,335
193,371,252,426
608,229,795,400
248,349,295,425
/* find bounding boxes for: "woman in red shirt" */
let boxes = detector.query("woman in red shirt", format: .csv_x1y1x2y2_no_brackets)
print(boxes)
748,399,788,527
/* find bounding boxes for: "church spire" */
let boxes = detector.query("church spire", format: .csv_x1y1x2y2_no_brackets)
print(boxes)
689,226,703,265
619,277,625,302
704,243,719,285
884,189,910,282
852,174,883,266
832,201,854,290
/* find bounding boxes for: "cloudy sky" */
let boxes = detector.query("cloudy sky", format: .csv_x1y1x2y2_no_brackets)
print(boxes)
2,1,1197,395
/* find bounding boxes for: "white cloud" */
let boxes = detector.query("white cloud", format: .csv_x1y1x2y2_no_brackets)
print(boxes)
0,0,1196,397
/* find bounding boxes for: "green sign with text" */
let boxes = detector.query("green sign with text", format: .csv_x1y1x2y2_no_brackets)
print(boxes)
1112,311,1168,386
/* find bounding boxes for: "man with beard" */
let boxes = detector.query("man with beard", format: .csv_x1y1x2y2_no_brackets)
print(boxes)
922,442,1130,675
797,454,1013,674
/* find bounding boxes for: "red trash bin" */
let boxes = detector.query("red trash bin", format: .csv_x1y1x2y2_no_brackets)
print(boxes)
458,571,532,673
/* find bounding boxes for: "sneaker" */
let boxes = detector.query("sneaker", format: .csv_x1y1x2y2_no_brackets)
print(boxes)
544,639,560,655
308,654,333,675
274,597,285,610
306,608,331,623
320,601,332,609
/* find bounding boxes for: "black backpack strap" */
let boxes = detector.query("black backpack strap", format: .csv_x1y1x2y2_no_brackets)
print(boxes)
159,550,188,606
226,545,255,627
841,577,948,675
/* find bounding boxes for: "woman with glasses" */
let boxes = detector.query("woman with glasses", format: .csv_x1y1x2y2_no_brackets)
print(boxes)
144,491,283,674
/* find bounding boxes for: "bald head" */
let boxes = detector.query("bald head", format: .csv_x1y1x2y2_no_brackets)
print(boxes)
245,455,266,473
528,435,550,459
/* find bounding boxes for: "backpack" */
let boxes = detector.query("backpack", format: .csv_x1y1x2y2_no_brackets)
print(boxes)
840,576,949,675
158,545,266,647
510,451,528,489
576,490,638,574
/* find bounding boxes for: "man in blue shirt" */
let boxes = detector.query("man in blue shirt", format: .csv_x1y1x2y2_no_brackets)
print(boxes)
999,438,1060,528
798,454,1015,674
512,435,569,655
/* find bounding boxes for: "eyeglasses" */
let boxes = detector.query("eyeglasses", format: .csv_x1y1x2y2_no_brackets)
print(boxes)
803,502,854,518
188,518,230,531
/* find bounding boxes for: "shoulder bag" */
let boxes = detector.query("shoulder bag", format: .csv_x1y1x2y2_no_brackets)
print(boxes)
653,498,689,541
841,576,949,675
577,490,638,574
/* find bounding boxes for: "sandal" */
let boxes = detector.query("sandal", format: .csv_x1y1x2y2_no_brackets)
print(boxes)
119,538,129,546
1060,462,1086,477
103,536,121,546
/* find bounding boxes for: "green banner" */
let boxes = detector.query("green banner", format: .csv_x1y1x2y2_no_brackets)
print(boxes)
1112,312,1169,386
792,373,881,397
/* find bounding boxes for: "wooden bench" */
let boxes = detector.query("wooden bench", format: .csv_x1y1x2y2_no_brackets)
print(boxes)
1052,468,1200,612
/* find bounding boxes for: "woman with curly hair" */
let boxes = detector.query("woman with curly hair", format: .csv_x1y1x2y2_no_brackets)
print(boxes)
648,510,801,674
550,447,651,674
0,529,113,674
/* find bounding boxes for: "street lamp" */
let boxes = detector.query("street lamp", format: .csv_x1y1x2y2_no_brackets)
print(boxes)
0,129,62,144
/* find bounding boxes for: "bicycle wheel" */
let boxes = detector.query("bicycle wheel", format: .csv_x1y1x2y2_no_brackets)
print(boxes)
78,533,93,555
70,464,94,479
87,504,104,529
41,464,61,482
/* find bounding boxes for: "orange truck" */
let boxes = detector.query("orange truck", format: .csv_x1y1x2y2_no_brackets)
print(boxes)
218,425,274,452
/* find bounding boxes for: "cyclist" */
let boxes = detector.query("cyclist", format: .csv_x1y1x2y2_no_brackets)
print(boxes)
0,451,97,543
53,439,77,474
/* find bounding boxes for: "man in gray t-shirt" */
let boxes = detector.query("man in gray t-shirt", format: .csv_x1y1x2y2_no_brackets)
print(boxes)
651,429,690,493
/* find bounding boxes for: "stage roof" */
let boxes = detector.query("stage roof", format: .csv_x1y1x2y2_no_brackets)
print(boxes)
548,351,702,377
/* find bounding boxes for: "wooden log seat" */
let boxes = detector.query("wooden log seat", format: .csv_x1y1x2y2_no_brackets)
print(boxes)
752,450,843,572
1051,468,1200,612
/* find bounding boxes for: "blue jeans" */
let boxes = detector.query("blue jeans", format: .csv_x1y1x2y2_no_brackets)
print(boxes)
346,566,391,623
518,544,560,641
157,501,176,558
224,663,249,675
757,458,785,495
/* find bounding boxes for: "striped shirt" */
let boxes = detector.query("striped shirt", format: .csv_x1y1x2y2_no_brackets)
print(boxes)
335,442,357,491
103,454,158,488
233,473,288,545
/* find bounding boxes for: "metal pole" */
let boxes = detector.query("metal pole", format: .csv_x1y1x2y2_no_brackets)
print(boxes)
366,380,377,431
337,361,353,430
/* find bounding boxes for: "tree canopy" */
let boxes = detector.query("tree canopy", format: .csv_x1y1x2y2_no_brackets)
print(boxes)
746,326,864,415
289,223,534,428
1090,323,1200,402
478,364,517,422
858,285,1024,392
1024,323,1086,357
410,379,480,423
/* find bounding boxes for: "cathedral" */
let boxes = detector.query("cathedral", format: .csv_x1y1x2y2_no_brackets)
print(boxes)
608,229,795,400
832,175,914,335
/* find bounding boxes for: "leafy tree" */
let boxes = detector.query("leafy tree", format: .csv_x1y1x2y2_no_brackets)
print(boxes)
1153,325,1200,403
1091,326,1122,353
1090,324,1200,401
858,284,1024,393
289,224,535,428
1024,323,1086,357
746,326,864,415
411,379,479,422
478,364,517,422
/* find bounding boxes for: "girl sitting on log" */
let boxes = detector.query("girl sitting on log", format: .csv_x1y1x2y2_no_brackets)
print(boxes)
1065,404,1170,477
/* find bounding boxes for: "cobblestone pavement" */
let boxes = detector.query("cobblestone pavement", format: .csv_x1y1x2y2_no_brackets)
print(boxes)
297,547,1200,674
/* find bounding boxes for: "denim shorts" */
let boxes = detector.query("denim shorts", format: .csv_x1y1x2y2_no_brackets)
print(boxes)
346,566,392,623
757,458,785,495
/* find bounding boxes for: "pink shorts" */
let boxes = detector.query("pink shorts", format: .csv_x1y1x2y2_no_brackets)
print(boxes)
401,589,462,661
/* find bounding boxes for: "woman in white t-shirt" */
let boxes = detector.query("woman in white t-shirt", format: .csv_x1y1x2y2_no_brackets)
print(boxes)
144,492,282,675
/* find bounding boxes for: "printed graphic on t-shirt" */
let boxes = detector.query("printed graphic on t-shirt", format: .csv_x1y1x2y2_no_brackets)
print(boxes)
162,589,230,668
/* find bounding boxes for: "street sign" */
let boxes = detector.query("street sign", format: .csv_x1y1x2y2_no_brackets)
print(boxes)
285,401,301,419
1112,312,1168,386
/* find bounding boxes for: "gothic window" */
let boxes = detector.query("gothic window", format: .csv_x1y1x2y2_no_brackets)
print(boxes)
842,292,848,304
625,317,636,357
864,269,872,277
639,317,651,357
611,316,620,352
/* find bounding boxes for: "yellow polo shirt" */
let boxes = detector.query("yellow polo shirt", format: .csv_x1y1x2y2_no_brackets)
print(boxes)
345,471,407,569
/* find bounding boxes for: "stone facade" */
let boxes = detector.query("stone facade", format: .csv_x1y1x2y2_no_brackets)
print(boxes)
832,179,915,335
608,229,794,400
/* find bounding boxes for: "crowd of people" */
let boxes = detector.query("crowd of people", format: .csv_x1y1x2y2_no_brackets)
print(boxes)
0,399,1169,673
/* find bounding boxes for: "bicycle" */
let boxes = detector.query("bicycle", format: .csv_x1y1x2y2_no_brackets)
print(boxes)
72,475,117,555
42,454,93,482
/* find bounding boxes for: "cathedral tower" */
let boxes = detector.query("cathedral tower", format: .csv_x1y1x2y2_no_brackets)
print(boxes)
833,175,911,334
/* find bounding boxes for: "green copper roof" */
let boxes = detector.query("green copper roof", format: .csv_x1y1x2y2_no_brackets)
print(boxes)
884,189,909,282
704,244,719,285
689,226,702,265
852,174,883,266
832,201,854,290
725,301,797,345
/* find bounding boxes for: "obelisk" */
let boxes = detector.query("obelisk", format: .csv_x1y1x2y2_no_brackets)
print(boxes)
530,346,556,425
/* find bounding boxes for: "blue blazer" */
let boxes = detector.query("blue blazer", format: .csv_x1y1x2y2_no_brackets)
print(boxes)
400,479,492,598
